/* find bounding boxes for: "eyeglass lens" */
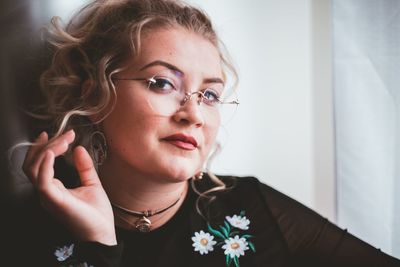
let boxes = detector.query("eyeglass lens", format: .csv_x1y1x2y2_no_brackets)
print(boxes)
143,69,238,126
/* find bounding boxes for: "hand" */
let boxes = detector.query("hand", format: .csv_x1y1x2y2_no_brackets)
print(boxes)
23,130,117,245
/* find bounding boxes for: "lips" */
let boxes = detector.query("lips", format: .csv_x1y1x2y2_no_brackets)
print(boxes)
162,134,198,150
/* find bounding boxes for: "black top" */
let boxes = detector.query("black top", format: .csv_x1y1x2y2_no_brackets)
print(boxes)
3,175,400,267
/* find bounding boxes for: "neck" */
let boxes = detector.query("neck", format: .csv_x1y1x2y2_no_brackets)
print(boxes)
98,156,190,230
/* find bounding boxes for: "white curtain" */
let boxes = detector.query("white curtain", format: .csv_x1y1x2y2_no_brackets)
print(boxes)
333,0,400,257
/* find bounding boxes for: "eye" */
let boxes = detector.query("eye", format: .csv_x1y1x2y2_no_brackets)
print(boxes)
202,88,221,105
147,77,176,93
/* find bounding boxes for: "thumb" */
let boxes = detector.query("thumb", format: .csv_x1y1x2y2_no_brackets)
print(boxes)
73,146,101,186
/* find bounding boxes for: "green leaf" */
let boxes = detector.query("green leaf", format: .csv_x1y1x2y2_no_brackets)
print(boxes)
226,254,232,267
219,225,229,238
207,224,226,239
240,210,246,216
248,241,256,252
233,256,240,267
241,234,254,239
224,221,231,233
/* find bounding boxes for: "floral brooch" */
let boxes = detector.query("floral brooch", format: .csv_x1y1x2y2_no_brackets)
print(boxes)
54,244,75,262
54,243,93,267
191,211,256,267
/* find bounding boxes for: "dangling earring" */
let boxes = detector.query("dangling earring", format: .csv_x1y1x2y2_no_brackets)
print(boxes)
194,171,204,180
90,130,107,167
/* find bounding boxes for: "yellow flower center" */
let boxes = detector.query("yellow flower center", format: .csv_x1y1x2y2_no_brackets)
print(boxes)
231,242,240,250
200,238,208,246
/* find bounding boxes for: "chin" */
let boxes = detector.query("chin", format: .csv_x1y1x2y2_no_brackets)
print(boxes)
158,165,197,183
156,155,201,181
149,173,192,185
167,175,193,184
167,168,196,182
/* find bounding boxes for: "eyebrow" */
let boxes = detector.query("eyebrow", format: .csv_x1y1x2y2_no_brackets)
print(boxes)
139,60,182,74
139,60,224,85
204,77,224,85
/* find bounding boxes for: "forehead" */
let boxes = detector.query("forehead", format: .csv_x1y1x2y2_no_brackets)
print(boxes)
131,27,223,78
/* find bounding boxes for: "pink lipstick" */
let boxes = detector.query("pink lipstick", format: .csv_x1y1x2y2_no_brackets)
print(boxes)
162,134,198,150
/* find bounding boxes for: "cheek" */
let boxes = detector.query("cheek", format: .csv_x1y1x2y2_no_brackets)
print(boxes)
101,95,160,147
202,121,220,156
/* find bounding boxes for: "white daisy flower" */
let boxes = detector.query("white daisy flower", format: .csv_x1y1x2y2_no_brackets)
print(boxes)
222,235,249,259
191,230,217,255
225,214,250,230
54,243,75,262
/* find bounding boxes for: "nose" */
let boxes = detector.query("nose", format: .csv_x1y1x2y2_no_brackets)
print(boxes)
172,92,205,127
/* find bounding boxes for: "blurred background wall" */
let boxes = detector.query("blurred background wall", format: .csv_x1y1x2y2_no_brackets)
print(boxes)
188,0,336,224
333,0,400,258
0,0,92,201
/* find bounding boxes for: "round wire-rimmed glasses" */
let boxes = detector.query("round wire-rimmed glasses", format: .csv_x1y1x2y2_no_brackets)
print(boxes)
113,69,239,125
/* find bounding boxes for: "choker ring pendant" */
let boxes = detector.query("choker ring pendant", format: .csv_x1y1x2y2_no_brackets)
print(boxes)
135,216,152,232
111,196,181,233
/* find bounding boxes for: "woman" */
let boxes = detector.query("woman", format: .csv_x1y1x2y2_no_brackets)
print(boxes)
11,0,400,266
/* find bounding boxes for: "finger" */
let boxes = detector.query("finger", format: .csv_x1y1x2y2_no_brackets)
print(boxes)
23,131,49,182
29,130,75,180
45,129,75,157
73,146,101,187
28,141,68,181
37,150,56,195
23,131,48,173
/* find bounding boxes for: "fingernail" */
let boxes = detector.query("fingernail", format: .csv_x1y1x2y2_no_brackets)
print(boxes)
36,131,46,140
66,129,75,135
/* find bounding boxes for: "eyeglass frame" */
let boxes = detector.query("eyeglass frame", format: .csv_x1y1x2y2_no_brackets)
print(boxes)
112,73,240,108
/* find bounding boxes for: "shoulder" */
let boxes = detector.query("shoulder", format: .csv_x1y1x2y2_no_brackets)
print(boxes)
214,175,316,216
210,174,284,205
194,174,277,220
212,174,279,194
201,174,327,232
198,174,267,193
212,175,335,254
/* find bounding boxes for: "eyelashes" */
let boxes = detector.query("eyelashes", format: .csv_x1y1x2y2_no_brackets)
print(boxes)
146,76,222,106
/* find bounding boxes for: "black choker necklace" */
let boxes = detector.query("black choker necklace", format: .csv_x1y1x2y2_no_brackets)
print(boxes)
111,196,182,232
